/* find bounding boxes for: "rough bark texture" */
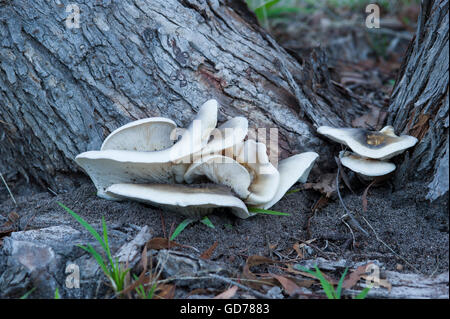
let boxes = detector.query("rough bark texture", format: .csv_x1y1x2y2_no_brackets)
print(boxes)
0,0,366,188
388,0,449,201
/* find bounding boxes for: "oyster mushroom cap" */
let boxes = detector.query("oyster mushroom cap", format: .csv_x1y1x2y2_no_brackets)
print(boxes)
170,99,218,163
105,183,253,219
317,125,418,160
195,116,248,159
76,99,220,198
184,155,252,199
237,140,280,206
75,149,188,199
101,117,177,152
258,152,319,210
339,151,396,178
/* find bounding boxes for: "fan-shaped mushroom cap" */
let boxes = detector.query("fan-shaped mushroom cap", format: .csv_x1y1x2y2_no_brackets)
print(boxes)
236,140,280,206
258,152,319,210
105,183,253,219
194,117,248,159
76,100,221,199
339,151,396,179
75,150,188,199
170,99,218,163
101,118,176,152
317,125,418,160
184,155,252,199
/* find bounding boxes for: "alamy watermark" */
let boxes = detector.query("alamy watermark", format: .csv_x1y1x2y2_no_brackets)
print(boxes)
365,4,380,28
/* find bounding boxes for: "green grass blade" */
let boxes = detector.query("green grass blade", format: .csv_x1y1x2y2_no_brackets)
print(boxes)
248,207,290,216
19,287,36,299
57,202,107,252
355,286,371,299
200,216,215,229
295,265,336,299
54,288,60,299
102,216,114,266
170,218,194,240
313,266,336,299
254,0,279,10
285,188,300,195
78,244,109,276
336,267,348,299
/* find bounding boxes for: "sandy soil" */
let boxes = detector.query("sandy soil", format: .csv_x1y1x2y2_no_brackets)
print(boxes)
1,173,447,279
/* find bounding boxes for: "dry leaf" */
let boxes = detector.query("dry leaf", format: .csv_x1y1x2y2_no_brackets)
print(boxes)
213,286,238,299
304,173,337,198
311,195,329,213
155,284,176,299
352,105,387,131
271,275,301,296
242,256,280,289
200,241,218,260
293,243,303,259
146,237,185,250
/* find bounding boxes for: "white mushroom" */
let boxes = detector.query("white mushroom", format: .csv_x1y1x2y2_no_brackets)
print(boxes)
317,125,418,160
75,150,186,199
184,155,252,199
101,117,176,152
236,140,280,206
339,151,396,180
257,152,319,210
76,99,219,198
105,183,253,219
193,116,248,160
170,99,218,163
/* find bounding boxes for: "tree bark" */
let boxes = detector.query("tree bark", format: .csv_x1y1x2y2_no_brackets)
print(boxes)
388,0,449,201
0,0,367,188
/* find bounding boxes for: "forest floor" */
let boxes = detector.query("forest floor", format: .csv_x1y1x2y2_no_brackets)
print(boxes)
0,174,448,298
0,1,448,299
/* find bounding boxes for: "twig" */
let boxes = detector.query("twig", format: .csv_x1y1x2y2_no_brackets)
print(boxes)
47,187,58,196
0,172,17,206
360,215,421,274
334,160,369,237
341,219,356,248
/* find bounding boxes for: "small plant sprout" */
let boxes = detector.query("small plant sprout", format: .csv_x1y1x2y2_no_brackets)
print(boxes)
57,202,130,294
170,216,216,240
133,274,157,299
296,265,371,299
19,287,36,299
54,288,61,299
248,207,291,216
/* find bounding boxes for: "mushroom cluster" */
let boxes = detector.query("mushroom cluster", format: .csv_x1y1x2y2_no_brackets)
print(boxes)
317,125,418,180
76,99,319,219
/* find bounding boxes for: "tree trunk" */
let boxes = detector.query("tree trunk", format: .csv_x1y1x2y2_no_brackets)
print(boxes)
388,0,449,201
0,0,367,189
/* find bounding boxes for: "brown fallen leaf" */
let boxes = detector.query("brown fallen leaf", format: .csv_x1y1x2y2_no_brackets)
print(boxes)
342,263,373,289
271,274,301,297
303,173,337,198
293,243,303,259
213,285,238,299
352,105,387,131
293,239,317,259
145,237,188,250
155,284,176,299
242,256,281,289
200,241,218,260
311,195,329,213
